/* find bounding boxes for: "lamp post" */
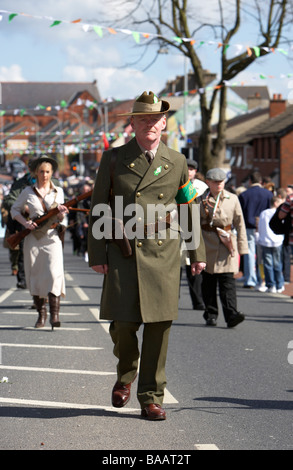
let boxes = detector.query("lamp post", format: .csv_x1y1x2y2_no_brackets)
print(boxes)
25,113,40,156
64,109,84,176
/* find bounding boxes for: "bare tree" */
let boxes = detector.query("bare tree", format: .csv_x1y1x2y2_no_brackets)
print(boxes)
109,0,292,172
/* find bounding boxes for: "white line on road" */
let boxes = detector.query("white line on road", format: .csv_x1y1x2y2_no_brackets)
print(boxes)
73,286,89,301
13,300,72,304
0,311,80,316
0,288,17,304
0,396,140,413
0,343,102,351
0,325,91,331
90,308,110,333
194,444,220,451
0,365,116,375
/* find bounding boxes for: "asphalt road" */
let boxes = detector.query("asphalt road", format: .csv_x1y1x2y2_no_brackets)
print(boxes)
0,236,292,452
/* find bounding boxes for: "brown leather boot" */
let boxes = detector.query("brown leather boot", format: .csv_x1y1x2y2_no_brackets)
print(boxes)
48,293,61,330
33,296,47,328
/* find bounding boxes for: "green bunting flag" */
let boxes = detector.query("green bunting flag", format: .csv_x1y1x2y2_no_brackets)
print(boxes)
8,13,18,22
50,20,62,27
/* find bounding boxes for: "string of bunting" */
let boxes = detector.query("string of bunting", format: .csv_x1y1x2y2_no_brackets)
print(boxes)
0,8,292,55
0,68,292,118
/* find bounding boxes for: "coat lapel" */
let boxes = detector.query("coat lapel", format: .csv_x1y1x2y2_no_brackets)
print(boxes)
137,141,174,191
122,138,149,179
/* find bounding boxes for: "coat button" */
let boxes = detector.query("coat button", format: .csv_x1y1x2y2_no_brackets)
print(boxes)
136,192,141,198
137,241,143,247
158,193,164,199
130,163,135,168
164,165,169,170
158,240,163,246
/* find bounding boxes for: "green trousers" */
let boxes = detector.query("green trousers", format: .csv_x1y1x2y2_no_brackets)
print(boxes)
109,320,172,408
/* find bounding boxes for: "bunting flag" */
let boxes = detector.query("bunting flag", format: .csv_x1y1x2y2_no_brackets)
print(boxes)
0,8,292,56
102,132,110,150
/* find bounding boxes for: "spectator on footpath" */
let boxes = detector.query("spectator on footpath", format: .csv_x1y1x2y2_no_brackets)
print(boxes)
238,171,273,289
276,188,290,284
257,196,285,293
181,159,208,310
278,190,293,251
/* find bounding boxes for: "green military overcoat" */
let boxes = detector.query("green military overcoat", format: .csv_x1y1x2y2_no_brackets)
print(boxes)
88,137,206,323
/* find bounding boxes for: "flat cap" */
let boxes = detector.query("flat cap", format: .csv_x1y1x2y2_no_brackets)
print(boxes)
206,168,226,181
186,159,198,170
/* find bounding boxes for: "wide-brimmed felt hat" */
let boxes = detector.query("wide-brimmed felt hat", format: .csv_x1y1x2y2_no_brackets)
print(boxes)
29,155,58,173
118,91,170,116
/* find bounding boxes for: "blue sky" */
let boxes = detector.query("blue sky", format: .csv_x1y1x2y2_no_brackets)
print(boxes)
0,0,292,102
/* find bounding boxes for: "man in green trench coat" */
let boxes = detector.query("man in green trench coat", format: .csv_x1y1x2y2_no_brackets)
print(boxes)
88,91,206,420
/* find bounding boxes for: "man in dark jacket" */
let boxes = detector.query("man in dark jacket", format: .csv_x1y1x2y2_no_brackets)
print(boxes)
239,171,273,288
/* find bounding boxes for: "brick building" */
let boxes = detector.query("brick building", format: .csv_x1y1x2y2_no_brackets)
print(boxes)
0,81,134,176
229,94,293,188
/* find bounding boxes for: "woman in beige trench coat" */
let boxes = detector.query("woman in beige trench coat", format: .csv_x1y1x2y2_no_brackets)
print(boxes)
11,155,68,330
200,168,249,328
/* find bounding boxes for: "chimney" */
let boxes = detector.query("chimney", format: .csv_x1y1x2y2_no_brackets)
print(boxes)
247,92,262,110
270,93,286,118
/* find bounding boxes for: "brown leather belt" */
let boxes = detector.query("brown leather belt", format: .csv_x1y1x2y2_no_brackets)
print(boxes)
144,213,172,236
201,224,232,232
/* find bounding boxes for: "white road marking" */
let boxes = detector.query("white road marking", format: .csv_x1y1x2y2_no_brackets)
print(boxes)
0,365,116,375
195,444,219,450
0,396,140,413
0,288,17,304
0,325,91,331
73,286,89,301
13,300,72,304
90,308,110,333
0,343,102,351
0,311,79,316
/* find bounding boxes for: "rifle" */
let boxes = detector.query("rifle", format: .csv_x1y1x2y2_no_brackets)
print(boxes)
7,190,93,250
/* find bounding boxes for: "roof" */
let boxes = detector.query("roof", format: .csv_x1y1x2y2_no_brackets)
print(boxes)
231,86,270,102
249,104,293,137
0,81,102,110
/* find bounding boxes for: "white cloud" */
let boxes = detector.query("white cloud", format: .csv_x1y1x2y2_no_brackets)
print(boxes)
62,65,163,99
0,65,26,81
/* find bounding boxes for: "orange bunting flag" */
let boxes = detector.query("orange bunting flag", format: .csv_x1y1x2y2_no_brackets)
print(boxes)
108,27,117,34
71,18,81,23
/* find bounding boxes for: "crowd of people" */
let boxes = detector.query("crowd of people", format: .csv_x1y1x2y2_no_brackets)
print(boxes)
183,160,293,316
0,92,292,421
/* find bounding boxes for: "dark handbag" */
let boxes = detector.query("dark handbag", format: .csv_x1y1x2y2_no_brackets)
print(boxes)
269,205,291,235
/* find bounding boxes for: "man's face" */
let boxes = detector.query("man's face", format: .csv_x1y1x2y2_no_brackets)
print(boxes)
188,166,196,181
131,114,166,148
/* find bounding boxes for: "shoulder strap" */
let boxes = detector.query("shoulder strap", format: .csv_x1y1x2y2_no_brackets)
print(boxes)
33,187,48,214
109,147,119,201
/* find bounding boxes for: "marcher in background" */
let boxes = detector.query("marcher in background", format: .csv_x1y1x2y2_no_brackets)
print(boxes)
11,155,68,330
88,91,206,420
2,158,62,290
181,159,208,310
76,182,92,262
257,197,285,293
200,168,248,327
238,172,273,289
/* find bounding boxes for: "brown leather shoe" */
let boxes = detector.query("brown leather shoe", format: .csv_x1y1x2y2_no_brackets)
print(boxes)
112,375,137,408
141,404,166,421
